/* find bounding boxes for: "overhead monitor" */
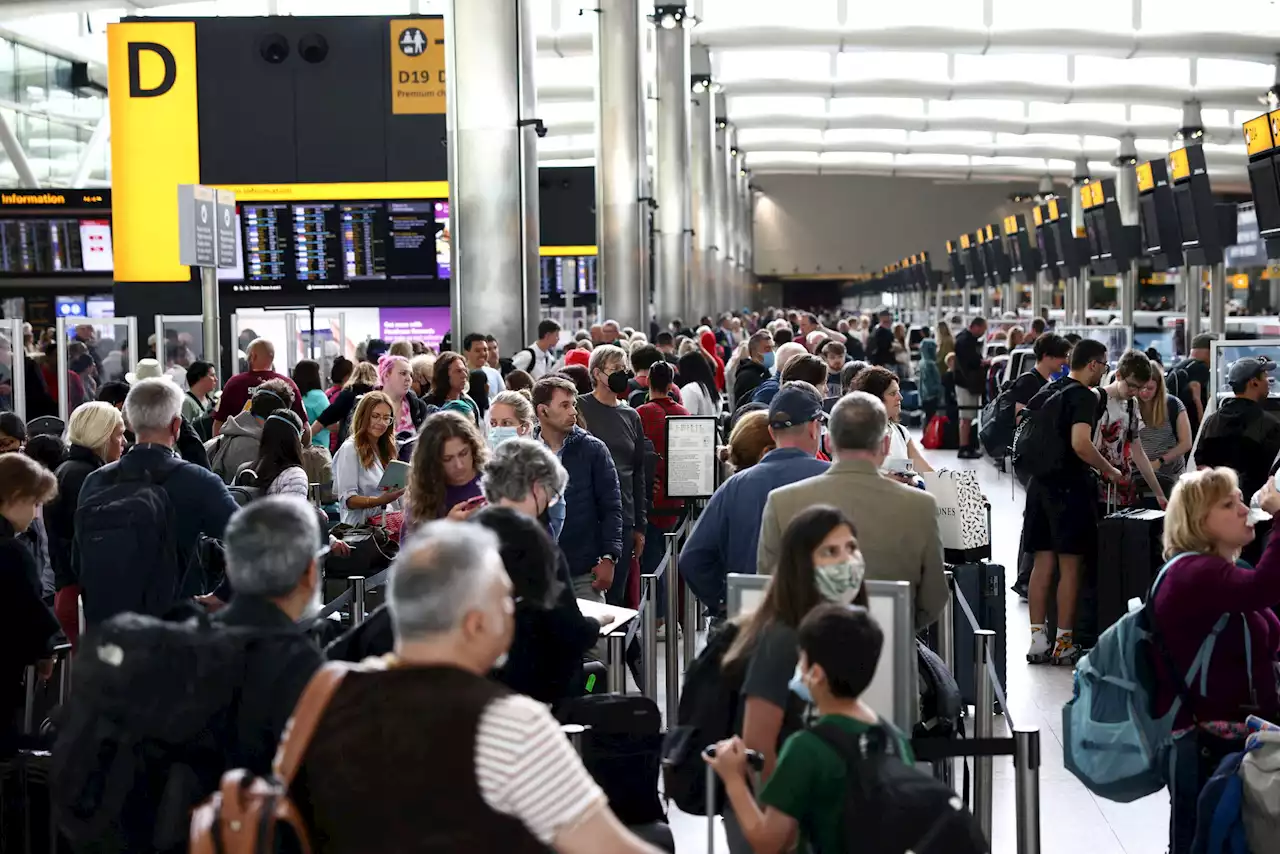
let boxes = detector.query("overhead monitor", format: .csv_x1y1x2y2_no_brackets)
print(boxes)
1243,112,1280,261
1003,214,1040,285
1046,197,1084,277
0,190,114,278
1168,145,1234,266
1032,204,1061,283
539,254,598,297
964,231,986,288
1136,159,1184,270
983,223,1012,284
1080,178,1134,274
946,239,967,287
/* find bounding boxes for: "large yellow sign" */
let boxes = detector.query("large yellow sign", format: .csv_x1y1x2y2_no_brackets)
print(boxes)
1169,147,1190,182
390,18,446,115
1244,115,1276,157
108,21,200,282
1135,162,1154,193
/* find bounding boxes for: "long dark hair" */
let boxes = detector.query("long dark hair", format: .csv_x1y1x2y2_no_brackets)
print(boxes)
678,350,718,406
293,359,323,395
723,504,866,667
473,506,561,610
250,409,305,491
428,352,466,406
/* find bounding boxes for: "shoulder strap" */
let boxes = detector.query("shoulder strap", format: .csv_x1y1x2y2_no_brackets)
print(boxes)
272,662,354,785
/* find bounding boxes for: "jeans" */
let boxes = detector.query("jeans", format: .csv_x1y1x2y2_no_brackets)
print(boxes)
606,523,635,607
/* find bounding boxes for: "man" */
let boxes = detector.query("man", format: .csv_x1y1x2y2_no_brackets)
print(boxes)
1094,350,1166,507
798,313,818,341
73,323,103,376
534,377,623,604
205,379,296,483
511,318,561,379
577,346,647,606
484,334,503,374
212,337,307,435
1168,332,1213,433
627,344,683,408
1194,356,1280,506
868,310,896,368
1022,339,1120,665
718,314,738,351
99,378,211,469
682,382,829,615
76,378,239,625
732,330,774,410
821,340,846,398
464,333,506,396
590,323,605,345
655,331,679,364
1011,333,1070,415
757,391,947,629
182,359,217,423
952,316,989,459
292,522,662,854
601,319,622,345
215,496,325,774
750,342,809,406
1025,316,1046,346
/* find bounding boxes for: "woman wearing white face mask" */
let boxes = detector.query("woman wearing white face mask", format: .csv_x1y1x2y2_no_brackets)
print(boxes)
487,390,536,447
717,505,866,854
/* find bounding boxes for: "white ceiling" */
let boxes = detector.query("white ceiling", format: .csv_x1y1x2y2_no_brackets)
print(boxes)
0,0,1275,187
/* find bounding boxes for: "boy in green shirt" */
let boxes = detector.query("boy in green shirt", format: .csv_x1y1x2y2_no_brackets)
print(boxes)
704,603,912,854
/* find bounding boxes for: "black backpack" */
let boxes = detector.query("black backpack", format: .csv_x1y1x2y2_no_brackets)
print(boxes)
660,622,742,815
1011,377,1076,481
51,613,273,854
1166,360,1200,423
557,693,666,826
976,379,1018,458
810,722,988,854
914,640,963,741
75,463,184,627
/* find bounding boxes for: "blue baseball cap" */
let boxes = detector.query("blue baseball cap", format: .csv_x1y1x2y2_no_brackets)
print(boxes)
768,382,826,431
1228,356,1276,388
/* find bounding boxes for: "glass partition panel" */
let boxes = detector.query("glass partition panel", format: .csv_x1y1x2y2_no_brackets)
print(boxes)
0,318,26,421
56,315,137,417
155,315,206,388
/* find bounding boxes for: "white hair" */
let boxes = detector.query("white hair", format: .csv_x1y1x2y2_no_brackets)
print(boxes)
225,496,321,598
588,343,628,378
481,438,568,505
389,521,504,639
67,402,124,460
123,378,183,434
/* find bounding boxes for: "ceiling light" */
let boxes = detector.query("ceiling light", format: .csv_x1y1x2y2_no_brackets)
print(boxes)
739,169,748,177
730,147,739,157
653,4,686,29
691,74,712,94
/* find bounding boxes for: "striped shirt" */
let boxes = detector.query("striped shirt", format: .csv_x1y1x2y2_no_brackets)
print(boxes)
1139,393,1187,480
475,694,607,844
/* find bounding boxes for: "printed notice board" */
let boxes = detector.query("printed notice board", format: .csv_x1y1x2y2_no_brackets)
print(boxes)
665,416,719,499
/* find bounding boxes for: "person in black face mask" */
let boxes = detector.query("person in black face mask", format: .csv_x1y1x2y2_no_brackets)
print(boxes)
578,344,649,607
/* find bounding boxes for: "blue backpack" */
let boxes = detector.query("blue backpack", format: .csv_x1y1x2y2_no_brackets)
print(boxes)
1063,553,1254,803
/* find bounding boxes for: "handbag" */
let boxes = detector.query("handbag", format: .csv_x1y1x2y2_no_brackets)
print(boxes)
919,470,991,563
327,522,399,579
367,510,405,542
922,415,948,450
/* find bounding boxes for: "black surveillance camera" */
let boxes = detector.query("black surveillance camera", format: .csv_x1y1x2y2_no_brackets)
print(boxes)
259,34,289,64
298,34,329,64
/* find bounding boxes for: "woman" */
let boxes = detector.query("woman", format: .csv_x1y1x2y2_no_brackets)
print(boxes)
424,351,480,426
1153,469,1280,854
408,353,435,398
504,369,534,396
699,328,727,392
917,338,944,423
0,453,60,754
1138,369,1192,496
45,401,125,646
377,354,426,437
725,410,775,472
487,389,536,446
935,321,955,373
332,391,403,526
292,359,331,449
242,410,309,497
325,356,353,402
311,360,378,450
388,340,414,359
1008,326,1025,350
719,505,867,851
406,411,490,529
851,365,934,474
679,350,720,418
557,364,593,397
468,369,491,423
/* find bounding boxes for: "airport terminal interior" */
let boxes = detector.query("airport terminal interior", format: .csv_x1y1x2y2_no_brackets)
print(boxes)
2,1,1280,853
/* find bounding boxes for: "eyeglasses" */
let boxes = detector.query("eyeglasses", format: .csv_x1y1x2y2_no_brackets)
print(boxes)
370,414,394,424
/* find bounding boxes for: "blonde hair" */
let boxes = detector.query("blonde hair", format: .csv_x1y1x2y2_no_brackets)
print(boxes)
409,354,436,391
1138,369,1169,430
67,401,124,461
345,361,379,390
489,390,535,428
388,341,415,359
726,410,776,471
1163,467,1240,559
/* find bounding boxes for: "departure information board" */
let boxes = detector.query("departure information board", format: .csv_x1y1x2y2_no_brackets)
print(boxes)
233,199,447,292
540,255,598,296
0,218,114,275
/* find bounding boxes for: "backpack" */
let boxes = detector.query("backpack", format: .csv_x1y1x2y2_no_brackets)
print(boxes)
915,639,964,741
75,463,184,627
190,663,352,854
1167,360,1200,421
810,722,988,854
977,379,1018,459
52,614,294,853
1011,377,1074,481
557,693,666,826
660,622,743,815
1062,553,1253,803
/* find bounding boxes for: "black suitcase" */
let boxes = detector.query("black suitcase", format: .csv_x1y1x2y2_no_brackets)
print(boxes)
557,694,666,827
0,751,70,854
1096,508,1165,635
949,562,1006,710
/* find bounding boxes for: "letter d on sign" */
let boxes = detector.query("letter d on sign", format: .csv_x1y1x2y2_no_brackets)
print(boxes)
127,42,176,97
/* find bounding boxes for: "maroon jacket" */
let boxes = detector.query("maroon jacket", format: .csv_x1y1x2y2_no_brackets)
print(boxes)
1152,536,1280,728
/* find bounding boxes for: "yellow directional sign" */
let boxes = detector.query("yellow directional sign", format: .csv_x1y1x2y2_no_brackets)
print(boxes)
1244,114,1276,157
1136,161,1154,193
1169,147,1190,182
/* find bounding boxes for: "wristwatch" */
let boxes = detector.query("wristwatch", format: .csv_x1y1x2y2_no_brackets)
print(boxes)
597,555,617,566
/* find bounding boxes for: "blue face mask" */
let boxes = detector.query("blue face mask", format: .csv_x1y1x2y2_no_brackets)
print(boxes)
789,665,813,704
489,425,520,447
762,351,776,371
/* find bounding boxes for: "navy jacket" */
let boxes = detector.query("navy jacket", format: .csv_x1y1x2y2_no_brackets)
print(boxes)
553,426,624,578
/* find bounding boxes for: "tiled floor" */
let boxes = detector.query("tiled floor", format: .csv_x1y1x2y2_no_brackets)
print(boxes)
654,441,1172,854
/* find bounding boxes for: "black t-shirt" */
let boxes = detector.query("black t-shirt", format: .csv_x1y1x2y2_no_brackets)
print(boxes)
1175,358,1211,409
1010,370,1049,407
1028,377,1100,483
870,326,896,367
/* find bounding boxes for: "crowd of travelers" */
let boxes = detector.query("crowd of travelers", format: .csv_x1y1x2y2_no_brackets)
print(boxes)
1,305,1278,854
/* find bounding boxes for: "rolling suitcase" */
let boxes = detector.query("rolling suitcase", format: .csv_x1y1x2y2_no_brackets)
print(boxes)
558,694,666,827
949,562,1006,711
1095,507,1165,635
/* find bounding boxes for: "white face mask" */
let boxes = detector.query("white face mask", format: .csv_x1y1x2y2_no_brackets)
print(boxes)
489,425,520,447
814,552,866,604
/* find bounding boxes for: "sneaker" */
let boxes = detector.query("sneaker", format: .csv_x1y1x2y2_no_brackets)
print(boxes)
957,448,982,460
1026,627,1052,664
1051,634,1084,667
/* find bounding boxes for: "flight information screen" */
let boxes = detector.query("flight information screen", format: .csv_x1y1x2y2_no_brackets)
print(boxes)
242,204,290,286
341,203,386,281
292,204,340,287
0,218,115,275
386,201,436,280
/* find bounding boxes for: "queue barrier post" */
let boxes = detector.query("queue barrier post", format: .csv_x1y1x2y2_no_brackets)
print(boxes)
664,534,681,725
682,578,699,666
642,574,659,702
563,723,590,757
349,576,367,626
607,632,628,694
934,571,957,789
973,629,996,842
1014,726,1042,854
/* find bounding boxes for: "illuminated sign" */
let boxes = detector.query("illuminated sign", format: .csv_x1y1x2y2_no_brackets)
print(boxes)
1169,147,1191,182
1032,206,1043,227
960,233,970,249
1244,114,1275,157
209,181,449,202
1089,181,1104,208
1135,161,1154,193
1047,199,1060,220
390,18,446,115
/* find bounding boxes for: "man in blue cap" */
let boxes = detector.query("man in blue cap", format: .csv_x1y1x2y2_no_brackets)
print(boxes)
680,381,829,617
1195,355,1280,506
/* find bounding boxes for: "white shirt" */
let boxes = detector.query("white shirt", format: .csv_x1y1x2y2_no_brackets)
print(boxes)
880,422,913,473
333,437,398,525
680,382,718,417
512,342,555,379
480,365,506,398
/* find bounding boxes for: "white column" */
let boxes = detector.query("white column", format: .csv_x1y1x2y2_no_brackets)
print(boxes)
652,3,691,325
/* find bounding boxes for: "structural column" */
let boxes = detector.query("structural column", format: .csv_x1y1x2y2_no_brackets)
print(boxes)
446,0,541,351
596,0,647,332
736,164,751,310
723,124,739,313
653,4,691,326
712,97,729,316
1069,157,1090,325
1115,134,1139,330
690,48,715,323
1180,101,1205,344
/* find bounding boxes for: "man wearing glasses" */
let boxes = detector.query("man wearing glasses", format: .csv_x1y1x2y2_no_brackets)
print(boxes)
1094,349,1167,511
1021,339,1123,667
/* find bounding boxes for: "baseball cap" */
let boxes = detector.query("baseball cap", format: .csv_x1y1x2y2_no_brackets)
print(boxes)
768,382,825,431
1227,356,1276,388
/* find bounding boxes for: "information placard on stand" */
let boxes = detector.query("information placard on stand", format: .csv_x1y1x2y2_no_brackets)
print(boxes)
665,415,720,499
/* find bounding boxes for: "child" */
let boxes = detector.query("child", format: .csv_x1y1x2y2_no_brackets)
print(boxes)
821,341,846,399
705,604,910,854
917,338,943,423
